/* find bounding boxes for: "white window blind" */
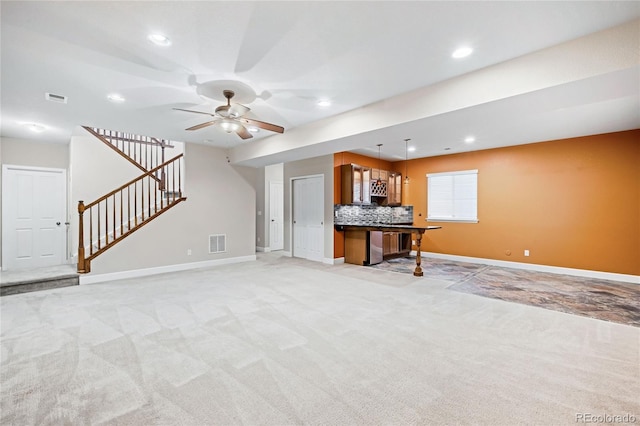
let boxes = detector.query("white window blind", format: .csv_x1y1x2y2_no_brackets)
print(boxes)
427,170,478,222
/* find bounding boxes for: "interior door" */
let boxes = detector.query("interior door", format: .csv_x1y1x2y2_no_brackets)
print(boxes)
2,165,67,270
269,181,284,251
292,176,324,262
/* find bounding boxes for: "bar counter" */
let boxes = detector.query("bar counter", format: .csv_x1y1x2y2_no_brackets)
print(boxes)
335,224,441,276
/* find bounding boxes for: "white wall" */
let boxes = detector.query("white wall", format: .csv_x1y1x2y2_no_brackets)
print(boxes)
0,137,70,268
255,166,266,249
283,155,334,261
69,134,257,274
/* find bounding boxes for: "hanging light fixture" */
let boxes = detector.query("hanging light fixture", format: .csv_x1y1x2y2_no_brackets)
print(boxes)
404,138,411,184
376,143,383,184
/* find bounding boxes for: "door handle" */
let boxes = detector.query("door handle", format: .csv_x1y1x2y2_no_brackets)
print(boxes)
56,222,61,226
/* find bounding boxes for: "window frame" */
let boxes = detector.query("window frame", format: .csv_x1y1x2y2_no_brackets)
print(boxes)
426,169,478,223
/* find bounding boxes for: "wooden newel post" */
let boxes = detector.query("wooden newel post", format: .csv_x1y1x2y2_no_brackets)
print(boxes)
77,200,88,273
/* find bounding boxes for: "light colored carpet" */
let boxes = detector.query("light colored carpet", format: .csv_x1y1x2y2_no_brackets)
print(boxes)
1,253,638,425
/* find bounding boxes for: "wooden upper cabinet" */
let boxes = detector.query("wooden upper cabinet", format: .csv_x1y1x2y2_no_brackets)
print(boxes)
371,169,388,181
342,164,401,205
387,172,402,206
341,164,371,204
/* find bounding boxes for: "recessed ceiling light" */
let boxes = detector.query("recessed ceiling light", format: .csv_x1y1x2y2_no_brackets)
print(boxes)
317,100,331,107
464,136,475,143
148,33,171,46
247,127,260,133
452,46,473,59
21,122,46,133
107,93,125,102
407,146,416,152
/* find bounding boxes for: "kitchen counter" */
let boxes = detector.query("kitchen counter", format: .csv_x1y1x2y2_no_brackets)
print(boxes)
335,224,441,276
335,224,441,232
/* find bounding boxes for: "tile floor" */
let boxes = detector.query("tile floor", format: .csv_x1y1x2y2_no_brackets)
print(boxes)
372,256,640,327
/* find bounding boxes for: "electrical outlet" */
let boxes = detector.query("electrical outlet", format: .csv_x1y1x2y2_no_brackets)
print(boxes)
187,249,192,256
524,249,530,257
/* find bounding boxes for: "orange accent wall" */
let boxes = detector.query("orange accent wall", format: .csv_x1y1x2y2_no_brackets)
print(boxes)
334,130,639,276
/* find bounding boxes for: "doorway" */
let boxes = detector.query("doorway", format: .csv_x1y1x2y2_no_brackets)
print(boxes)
2,165,67,270
292,175,323,262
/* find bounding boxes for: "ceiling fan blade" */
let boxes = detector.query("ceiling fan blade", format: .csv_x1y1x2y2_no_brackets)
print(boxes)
239,118,284,134
235,125,253,140
173,108,215,117
186,120,218,131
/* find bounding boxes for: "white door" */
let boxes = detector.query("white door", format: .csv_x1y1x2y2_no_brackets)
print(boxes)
269,181,284,251
292,176,323,262
2,165,67,270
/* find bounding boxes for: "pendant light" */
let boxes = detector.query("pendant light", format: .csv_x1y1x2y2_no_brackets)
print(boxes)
376,143,383,184
404,138,411,184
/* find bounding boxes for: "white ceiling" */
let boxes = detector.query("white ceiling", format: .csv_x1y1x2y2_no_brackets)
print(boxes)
1,1,639,167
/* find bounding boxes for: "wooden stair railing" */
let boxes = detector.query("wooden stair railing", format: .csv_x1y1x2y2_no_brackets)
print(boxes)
82,126,175,187
77,154,185,273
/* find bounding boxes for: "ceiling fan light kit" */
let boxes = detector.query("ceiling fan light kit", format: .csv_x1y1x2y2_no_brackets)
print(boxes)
220,120,240,133
148,33,171,46
173,89,284,140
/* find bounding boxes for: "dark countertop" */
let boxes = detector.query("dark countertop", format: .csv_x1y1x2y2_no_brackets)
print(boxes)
335,224,442,232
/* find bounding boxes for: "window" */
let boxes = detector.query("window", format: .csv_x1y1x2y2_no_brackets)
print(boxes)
427,169,478,222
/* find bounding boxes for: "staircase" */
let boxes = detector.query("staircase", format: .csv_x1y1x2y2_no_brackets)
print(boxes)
77,127,186,273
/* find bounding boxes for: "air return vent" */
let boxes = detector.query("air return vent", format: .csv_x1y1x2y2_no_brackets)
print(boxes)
209,234,226,254
45,92,68,103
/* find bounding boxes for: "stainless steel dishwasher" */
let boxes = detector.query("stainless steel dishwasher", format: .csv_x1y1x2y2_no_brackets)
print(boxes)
368,231,383,265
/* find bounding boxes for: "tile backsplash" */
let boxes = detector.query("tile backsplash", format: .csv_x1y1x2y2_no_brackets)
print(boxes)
334,204,413,225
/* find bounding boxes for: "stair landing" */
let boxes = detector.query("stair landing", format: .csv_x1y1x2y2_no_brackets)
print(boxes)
0,265,79,296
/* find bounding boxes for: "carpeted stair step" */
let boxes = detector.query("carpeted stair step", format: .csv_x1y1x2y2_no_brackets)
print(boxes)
0,274,80,296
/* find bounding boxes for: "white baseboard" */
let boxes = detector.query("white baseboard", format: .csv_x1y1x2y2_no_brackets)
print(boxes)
281,251,292,257
79,255,257,285
325,257,345,265
256,246,271,253
415,251,640,284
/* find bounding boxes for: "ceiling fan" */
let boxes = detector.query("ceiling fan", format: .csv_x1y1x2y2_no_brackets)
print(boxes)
173,90,284,139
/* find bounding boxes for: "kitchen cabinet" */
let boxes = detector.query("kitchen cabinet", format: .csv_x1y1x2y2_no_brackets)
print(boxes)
383,232,398,255
383,232,412,258
370,169,388,182
344,229,383,265
344,229,367,265
370,168,388,198
341,164,371,204
341,164,402,206
387,172,402,206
